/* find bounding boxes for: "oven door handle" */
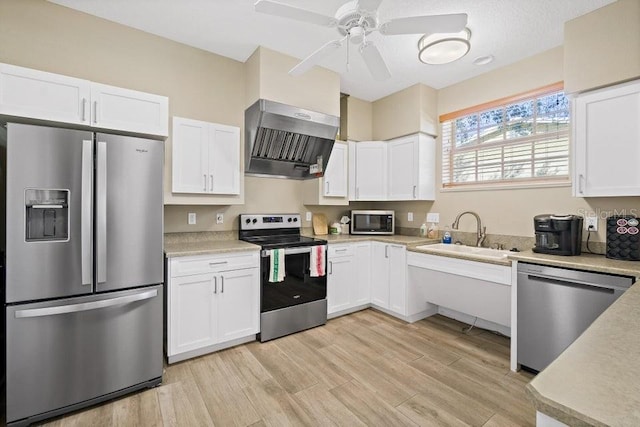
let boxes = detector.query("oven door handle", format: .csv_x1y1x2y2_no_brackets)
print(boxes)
261,246,324,257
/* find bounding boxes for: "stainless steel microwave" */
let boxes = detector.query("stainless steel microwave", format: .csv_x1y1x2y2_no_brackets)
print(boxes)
350,210,395,235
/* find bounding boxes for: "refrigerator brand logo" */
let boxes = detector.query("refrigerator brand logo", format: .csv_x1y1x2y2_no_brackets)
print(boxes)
135,148,148,154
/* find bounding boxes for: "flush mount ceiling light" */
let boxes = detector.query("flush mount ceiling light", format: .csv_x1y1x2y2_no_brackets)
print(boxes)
418,28,471,65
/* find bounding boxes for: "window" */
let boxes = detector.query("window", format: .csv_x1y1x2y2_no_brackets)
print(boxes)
441,82,570,189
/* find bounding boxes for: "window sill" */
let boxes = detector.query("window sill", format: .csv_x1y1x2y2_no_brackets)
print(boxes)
441,181,571,193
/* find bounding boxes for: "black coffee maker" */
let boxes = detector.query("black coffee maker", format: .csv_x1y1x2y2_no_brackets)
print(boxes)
533,214,583,256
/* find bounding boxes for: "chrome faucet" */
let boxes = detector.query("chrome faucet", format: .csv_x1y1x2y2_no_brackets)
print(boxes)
452,211,487,247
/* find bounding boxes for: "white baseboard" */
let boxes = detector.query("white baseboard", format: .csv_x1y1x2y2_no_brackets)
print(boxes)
167,335,256,364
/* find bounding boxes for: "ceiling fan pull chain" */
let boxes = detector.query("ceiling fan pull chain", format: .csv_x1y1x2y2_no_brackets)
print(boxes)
346,32,350,72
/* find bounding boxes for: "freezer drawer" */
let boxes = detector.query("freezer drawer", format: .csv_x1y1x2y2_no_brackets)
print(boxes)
6,285,163,425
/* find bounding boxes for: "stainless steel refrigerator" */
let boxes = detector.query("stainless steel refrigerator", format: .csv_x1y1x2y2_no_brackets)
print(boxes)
1,123,164,426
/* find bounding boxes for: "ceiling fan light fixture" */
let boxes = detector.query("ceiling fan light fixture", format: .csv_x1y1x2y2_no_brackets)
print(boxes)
418,28,471,65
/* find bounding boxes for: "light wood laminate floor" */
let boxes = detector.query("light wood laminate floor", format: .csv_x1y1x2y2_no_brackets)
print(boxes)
40,310,535,426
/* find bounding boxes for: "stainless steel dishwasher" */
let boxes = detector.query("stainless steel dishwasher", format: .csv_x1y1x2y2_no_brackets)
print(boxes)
517,262,634,372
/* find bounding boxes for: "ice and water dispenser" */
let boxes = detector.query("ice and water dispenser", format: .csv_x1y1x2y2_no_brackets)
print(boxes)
25,189,69,241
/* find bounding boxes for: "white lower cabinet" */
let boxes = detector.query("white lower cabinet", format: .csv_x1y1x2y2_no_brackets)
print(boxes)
167,251,259,363
327,242,371,317
370,242,407,316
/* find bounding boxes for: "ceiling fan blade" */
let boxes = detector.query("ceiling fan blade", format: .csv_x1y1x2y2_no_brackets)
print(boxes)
356,0,383,14
380,13,468,35
359,41,391,81
255,0,336,27
289,38,345,76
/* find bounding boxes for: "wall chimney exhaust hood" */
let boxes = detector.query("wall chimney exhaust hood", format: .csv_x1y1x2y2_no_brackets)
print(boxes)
245,99,340,179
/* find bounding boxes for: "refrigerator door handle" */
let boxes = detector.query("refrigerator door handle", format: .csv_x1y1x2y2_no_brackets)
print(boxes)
97,141,107,284
81,140,93,287
14,289,158,318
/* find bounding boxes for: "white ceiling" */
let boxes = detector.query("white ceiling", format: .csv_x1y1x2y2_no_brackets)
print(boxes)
50,0,615,102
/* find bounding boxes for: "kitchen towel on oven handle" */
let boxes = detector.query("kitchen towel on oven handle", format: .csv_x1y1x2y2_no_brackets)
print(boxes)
269,249,285,282
310,245,326,277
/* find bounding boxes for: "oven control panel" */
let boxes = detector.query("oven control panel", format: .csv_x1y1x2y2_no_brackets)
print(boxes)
239,214,301,230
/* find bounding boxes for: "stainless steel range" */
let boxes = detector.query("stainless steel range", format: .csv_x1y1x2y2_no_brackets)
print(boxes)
239,214,327,341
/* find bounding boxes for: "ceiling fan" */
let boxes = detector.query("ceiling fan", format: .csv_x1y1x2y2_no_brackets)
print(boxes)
254,0,468,80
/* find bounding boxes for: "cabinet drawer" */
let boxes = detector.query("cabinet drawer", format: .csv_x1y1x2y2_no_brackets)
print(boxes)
170,252,259,277
328,244,354,257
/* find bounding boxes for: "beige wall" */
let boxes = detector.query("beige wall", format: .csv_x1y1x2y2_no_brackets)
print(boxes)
346,96,373,141
564,0,640,94
372,83,438,140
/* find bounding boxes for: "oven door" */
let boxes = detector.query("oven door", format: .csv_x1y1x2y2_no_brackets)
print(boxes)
260,246,327,312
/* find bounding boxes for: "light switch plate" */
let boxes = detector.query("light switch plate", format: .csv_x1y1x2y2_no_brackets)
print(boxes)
426,213,440,223
216,213,223,224
585,216,598,231
188,212,196,225
408,212,413,222
306,212,312,221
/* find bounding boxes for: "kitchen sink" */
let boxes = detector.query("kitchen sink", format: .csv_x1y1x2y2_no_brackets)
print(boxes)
414,243,511,260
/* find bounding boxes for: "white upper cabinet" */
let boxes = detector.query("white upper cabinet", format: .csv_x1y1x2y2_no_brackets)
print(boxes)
301,141,348,206
349,141,387,200
573,80,640,197
387,133,435,201
90,83,168,137
0,63,90,125
323,142,348,197
0,62,169,137
172,117,240,195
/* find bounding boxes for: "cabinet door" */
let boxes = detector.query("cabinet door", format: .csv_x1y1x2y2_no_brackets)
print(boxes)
370,242,390,309
217,268,260,342
573,80,640,197
169,273,217,356
354,142,387,200
0,63,90,125
323,143,348,197
388,245,407,316
353,242,371,306
327,256,354,314
172,117,209,193
90,82,168,136
388,136,417,200
209,123,240,195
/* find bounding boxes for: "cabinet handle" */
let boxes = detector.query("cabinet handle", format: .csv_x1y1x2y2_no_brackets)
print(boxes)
385,245,389,258
210,175,214,192
579,174,585,194
209,261,228,266
335,248,347,253
203,174,207,192
221,275,224,293
213,276,217,294
329,261,333,275
413,185,417,199
356,187,360,199
93,101,98,124
325,181,330,195
81,98,87,122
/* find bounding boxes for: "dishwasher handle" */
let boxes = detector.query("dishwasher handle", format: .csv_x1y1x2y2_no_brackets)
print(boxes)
526,274,620,293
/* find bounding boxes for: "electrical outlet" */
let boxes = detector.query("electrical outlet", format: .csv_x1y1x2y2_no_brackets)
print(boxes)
408,212,413,222
188,212,196,225
426,213,440,223
585,216,598,232
306,212,312,221
216,213,223,224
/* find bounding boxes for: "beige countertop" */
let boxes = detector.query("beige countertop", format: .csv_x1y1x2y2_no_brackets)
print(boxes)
164,239,260,258
311,233,439,246
508,250,640,278
526,282,640,426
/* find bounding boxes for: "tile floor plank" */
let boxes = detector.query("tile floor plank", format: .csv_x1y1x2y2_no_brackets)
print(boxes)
37,310,535,426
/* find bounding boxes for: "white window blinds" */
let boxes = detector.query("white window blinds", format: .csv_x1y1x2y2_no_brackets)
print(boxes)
441,83,570,188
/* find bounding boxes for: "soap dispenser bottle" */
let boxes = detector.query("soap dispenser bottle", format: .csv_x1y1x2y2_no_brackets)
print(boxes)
443,226,452,244
427,222,438,239
419,221,428,237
